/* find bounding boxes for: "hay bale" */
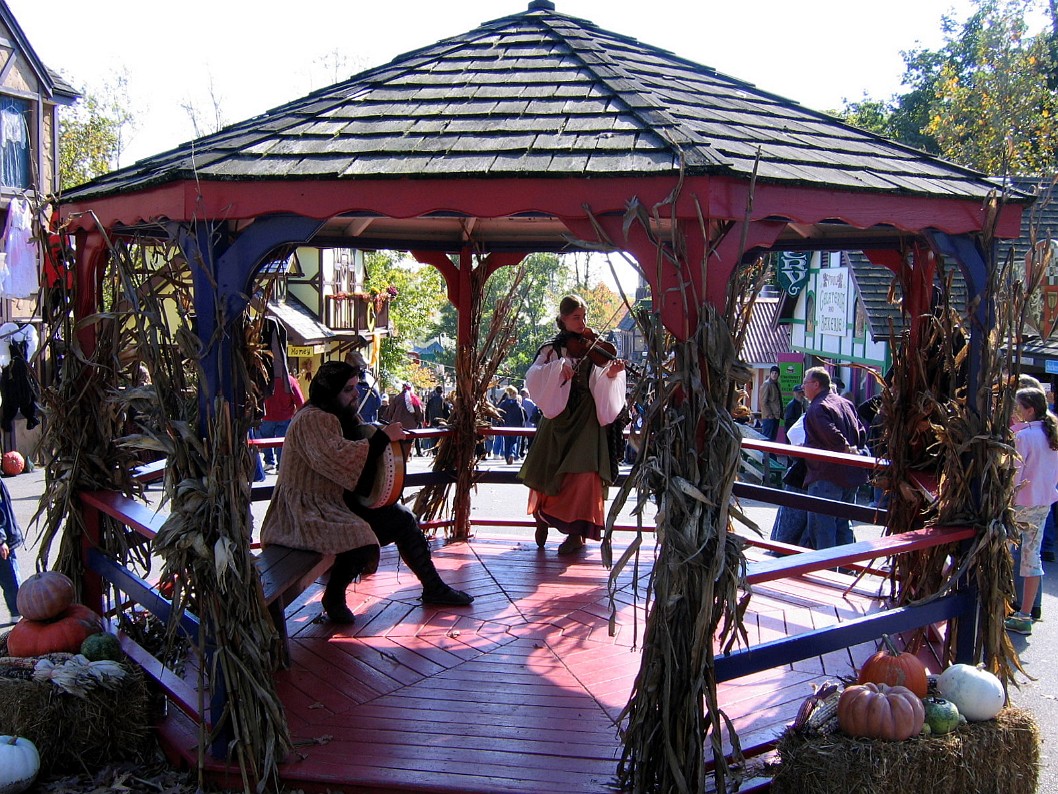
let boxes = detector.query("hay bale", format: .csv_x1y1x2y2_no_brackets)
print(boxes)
772,706,1039,794
0,632,151,773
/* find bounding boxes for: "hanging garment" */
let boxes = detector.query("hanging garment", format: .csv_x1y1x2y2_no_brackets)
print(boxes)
0,324,39,431
1,197,37,298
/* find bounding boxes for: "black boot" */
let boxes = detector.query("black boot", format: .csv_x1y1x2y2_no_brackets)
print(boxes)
395,526,474,606
322,546,376,623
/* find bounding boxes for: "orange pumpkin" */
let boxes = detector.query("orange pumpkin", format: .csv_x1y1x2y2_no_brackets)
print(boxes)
838,682,925,740
15,571,75,621
857,634,928,698
6,604,103,657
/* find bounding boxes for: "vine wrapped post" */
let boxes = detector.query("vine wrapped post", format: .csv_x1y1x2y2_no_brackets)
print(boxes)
615,303,751,793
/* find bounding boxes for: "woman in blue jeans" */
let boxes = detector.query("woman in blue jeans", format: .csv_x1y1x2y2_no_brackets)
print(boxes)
0,479,23,622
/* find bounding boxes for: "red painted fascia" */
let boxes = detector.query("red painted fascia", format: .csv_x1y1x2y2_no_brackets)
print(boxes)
60,175,1024,241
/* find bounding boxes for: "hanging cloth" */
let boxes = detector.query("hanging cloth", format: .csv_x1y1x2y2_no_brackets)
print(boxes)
1,197,36,298
0,323,38,431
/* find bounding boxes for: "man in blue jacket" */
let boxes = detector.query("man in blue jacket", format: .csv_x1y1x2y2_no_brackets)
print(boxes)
801,367,868,550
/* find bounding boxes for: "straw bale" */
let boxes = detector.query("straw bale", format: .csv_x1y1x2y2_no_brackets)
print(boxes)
0,633,151,773
772,706,1039,794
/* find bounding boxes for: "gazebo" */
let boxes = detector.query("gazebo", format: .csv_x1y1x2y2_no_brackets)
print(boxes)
51,1,1025,790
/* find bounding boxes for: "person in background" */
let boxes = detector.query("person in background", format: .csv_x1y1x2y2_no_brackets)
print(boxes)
423,385,450,455
260,361,473,624
783,384,807,435
519,387,538,458
497,385,527,465
386,383,425,456
259,373,305,471
759,365,783,442
519,295,627,555
1006,387,1058,636
769,411,810,549
0,479,21,625
801,367,869,550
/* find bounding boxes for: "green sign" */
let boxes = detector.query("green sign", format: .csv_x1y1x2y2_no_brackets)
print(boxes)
777,252,810,296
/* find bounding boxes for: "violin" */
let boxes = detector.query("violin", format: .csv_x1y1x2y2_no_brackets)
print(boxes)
559,329,641,377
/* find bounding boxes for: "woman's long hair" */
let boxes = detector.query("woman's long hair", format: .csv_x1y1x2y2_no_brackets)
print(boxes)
1016,387,1058,450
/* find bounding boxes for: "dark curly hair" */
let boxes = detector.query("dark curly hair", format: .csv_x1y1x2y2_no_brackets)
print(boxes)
308,360,357,414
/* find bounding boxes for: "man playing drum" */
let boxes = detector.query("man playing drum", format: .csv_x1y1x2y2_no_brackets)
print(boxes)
260,360,474,623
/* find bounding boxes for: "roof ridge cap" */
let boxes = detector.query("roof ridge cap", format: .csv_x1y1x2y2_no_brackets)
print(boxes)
532,13,728,169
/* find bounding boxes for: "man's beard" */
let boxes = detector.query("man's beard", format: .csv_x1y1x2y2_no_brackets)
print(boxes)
335,401,363,441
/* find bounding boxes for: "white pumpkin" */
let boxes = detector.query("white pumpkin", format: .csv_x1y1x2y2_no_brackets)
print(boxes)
0,735,40,794
937,663,1005,721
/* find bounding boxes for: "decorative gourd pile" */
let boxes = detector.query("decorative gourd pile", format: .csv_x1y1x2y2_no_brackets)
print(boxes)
794,635,1006,740
7,572,103,657
0,571,148,773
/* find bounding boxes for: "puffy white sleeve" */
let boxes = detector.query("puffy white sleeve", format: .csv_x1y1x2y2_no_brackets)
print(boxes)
524,347,571,419
589,362,628,426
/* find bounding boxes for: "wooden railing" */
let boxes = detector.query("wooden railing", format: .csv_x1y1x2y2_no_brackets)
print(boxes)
78,430,976,768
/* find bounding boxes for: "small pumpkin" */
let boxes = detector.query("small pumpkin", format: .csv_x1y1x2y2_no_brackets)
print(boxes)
922,696,961,734
937,663,1005,721
857,634,929,698
837,682,925,740
6,603,103,657
15,571,75,621
80,631,123,662
0,734,40,794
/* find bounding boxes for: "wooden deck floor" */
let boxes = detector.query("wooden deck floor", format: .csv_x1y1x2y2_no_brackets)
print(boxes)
157,533,884,792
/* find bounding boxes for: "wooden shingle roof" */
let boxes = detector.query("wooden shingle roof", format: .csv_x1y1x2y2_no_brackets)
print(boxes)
64,1,1003,203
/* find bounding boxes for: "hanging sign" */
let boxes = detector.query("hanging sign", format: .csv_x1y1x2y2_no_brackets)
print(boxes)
288,345,323,357
776,252,810,296
817,266,850,338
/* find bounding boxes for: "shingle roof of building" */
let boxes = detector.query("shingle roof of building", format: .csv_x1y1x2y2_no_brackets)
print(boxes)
741,297,790,366
64,2,1004,203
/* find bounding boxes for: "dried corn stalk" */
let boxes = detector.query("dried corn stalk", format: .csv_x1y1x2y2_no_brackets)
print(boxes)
595,192,756,793
881,191,1039,685
414,256,526,539
36,209,291,792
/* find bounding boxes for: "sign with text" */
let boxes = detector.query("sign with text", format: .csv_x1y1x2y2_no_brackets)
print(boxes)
817,266,850,338
776,251,811,296
288,345,323,357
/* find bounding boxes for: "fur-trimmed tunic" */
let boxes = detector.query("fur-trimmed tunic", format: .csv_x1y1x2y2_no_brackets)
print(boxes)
261,405,380,555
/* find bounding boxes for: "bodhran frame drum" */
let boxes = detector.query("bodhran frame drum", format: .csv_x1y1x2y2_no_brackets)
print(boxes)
348,423,406,508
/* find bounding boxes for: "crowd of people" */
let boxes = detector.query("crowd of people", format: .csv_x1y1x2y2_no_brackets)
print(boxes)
5,299,1056,635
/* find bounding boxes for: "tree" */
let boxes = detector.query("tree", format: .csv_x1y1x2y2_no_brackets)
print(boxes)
426,252,575,385
924,0,1058,173
180,71,228,139
363,251,447,389
58,71,135,191
836,0,1058,173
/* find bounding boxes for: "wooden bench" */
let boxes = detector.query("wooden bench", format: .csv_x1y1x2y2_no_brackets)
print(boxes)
79,490,333,668
255,545,334,668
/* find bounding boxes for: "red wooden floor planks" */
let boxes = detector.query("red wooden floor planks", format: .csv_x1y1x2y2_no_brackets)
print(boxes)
160,534,898,792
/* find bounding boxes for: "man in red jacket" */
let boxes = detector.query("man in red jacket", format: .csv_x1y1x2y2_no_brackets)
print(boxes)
261,374,305,471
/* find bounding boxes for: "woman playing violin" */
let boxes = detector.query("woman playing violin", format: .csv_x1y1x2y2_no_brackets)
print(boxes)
518,295,628,555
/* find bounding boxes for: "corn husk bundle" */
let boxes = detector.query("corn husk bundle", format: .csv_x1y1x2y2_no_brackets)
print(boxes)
35,210,291,791
31,205,147,593
413,257,527,539
597,194,760,794
880,192,1039,684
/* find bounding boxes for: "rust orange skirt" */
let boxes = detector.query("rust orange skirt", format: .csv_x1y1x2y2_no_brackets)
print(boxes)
528,471,605,540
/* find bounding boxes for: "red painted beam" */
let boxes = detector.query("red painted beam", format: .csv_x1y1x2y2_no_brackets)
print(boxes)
61,175,1025,240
